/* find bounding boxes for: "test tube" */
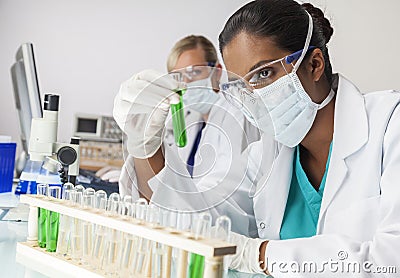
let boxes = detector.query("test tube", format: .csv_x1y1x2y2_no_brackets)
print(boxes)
70,190,83,260
37,183,48,248
46,186,61,252
214,216,231,241
74,184,85,193
169,72,187,147
188,212,212,278
176,211,193,278
120,195,133,219
94,190,107,210
153,208,177,278
91,190,108,270
104,193,122,275
213,216,232,278
119,197,136,277
61,182,74,199
56,183,75,257
133,198,150,276
82,188,95,264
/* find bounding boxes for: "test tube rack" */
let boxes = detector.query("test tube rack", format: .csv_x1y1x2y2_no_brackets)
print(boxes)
17,194,237,278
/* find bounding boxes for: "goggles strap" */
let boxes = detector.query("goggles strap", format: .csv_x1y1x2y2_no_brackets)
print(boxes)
292,12,313,73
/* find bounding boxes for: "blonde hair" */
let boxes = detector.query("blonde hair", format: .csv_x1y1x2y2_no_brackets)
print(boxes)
167,35,218,72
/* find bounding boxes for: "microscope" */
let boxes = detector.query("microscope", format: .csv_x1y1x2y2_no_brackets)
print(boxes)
28,94,80,185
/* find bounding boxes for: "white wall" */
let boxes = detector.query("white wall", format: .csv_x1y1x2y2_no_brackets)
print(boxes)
1,0,399,155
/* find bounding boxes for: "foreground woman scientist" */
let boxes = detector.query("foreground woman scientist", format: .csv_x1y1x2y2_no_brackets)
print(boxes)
217,0,400,276
114,35,259,236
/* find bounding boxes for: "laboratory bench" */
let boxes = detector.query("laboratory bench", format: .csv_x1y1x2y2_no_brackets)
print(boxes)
0,195,269,278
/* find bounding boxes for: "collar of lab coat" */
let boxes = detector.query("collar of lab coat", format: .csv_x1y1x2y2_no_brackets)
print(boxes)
255,73,369,239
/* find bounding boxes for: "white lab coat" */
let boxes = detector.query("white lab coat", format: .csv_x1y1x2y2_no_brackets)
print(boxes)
243,74,400,277
118,109,204,198
119,95,260,237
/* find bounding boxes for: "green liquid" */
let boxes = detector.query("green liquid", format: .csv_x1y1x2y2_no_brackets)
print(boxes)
38,208,47,248
46,210,59,252
171,89,187,147
188,253,205,278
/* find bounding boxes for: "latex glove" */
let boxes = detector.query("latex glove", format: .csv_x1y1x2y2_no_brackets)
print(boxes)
95,166,121,183
113,69,180,158
228,231,266,274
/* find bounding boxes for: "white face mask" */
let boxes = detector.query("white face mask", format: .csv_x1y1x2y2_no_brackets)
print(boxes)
242,12,335,147
184,76,220,115
252,73,335,147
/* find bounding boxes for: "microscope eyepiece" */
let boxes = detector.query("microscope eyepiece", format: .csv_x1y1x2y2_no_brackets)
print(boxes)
44,94,59,111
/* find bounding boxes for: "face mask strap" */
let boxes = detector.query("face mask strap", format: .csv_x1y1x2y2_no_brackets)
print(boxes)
317,89,336,110
292,12,313,73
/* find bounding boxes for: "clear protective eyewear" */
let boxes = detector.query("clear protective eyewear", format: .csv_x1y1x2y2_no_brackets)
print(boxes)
171,62,215,83
220,47,315,108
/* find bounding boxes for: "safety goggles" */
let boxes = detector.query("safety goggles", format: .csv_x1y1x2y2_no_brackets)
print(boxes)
220,47,315,107
171,62,216,82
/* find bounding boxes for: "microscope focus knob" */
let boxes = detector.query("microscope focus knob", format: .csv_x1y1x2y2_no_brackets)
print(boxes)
57,146,77,166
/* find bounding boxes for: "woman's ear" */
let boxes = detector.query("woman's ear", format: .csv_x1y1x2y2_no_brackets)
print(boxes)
308,48,325,82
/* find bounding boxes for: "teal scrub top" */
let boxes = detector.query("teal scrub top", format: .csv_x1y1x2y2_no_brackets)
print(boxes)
279,143,333,240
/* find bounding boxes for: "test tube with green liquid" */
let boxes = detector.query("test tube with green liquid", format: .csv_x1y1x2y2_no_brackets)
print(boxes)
169,72,187,147
188,212,212,278
37,183,48,248
46,186,61,252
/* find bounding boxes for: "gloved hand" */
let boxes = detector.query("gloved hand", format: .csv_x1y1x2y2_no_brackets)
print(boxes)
228,231,266,274
113,69,180,158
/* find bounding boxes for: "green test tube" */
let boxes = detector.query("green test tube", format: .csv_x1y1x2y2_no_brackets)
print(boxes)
188,212,212,278
189,253,205,278
37,183,48,248
169,72,187,148
46,186,61,252
171,89,187,147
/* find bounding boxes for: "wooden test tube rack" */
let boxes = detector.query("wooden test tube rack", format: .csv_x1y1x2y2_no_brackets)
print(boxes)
17,194,237,278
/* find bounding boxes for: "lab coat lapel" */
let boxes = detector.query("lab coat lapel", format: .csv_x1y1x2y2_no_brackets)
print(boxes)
318,74,368,231
254,144,294,239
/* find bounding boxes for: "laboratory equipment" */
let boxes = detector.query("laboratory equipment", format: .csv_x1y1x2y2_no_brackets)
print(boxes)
70,190,83,260
36,183,48,248
10,42,43,174
213,216,232,277
56,183,75,257
73,113,124,174
189,212,212,278
214,216,231,241
94,190,107,209
119,197,136,276
82,188,95,264
176,211,194,278
28,94,80,185
152,208,177,278
91,190,108,269
73,114,122,142
46,186,61,252
36,157,63,190
15,158,42,195
0,142,17,193
133,198,151,276
104,193,122,275
28,94,79,252
169,72,187,147
19,194,236,278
